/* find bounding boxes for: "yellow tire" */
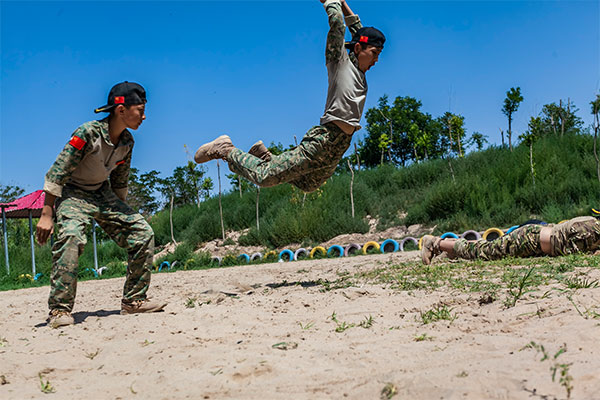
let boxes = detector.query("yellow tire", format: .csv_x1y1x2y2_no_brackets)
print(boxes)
482,228,504,241
362,241,380,254
558,219,568,224
418,236,424,250
263,250,278,260
309,246,327,258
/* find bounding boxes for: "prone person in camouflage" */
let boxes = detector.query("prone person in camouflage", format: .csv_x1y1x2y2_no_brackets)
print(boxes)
421,216,600,265
193,0,385,193
36,82,167,328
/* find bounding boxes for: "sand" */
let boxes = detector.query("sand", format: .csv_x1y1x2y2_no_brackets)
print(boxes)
1,251,599,399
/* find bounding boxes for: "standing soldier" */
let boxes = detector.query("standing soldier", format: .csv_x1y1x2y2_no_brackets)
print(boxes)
36,82,166,328
193,0,385,193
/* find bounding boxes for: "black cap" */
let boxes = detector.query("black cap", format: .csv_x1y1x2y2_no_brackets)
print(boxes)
94,81,147,113
345,27,386,50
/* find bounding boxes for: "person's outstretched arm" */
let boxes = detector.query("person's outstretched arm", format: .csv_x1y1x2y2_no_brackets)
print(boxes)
340,0,362,36
321,0,345,64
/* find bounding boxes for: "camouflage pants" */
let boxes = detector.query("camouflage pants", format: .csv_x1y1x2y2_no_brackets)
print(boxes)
49,183,154,312
453,225,545,261
549,216,600,256
227,122,351,193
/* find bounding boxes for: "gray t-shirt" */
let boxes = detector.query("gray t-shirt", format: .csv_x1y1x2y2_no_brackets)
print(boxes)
320,49,367,132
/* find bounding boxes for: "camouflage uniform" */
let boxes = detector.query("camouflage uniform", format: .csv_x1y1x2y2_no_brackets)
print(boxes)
45,119,153,312
226,0,364,193
453,216,600,260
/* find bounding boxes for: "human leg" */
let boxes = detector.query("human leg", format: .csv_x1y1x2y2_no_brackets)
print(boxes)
94,187,156,305
227,123,351,192
48,187,95,317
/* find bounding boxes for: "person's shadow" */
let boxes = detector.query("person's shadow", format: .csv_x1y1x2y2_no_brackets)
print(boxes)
35,309,121,328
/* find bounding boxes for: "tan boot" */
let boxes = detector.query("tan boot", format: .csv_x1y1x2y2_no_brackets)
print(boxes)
248,140,272,161
121,299,167,315
47,309,74,328
194,135,235,163
421,235,441,265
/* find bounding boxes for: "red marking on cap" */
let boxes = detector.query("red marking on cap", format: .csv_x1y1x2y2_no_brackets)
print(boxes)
359,36,369,43
114,96,125,104
116,160,125,166
69,136,86,150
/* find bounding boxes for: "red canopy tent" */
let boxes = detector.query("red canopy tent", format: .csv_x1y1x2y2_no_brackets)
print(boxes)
1,190,100,277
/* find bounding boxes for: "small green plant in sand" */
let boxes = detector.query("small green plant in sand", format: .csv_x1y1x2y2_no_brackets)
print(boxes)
141,339,155,347
414,333,434,342
562,277,599,289
84,349,100,360
330,311,356,333
419,305,456,325
298,321,315,330
38,373,55,394
0,337,7,347
520,341,573,399
185,297,197,308
504,267,536,308
359,315,375,329
566,294,600,320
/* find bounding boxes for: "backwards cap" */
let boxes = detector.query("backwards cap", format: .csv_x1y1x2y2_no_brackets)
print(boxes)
345,26,386,50
94,81,146,113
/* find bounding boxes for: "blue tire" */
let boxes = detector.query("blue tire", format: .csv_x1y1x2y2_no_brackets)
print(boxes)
238,253,250,264
159,261,170,271
327,245,344,258
380,239,399,253
440,232,459,239
279,249,294,262
34,273,43,281
505,225,520,234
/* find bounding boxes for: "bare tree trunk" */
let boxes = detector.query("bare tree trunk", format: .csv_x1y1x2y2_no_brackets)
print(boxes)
256,187,260,231
594,114,600,184
217,161,225,241
238,177,242,198
302,193,307,208
499,128,505,147
529,142,535,188
550,115,557,136
508,114,513,152
354,143,361,170
294,135,298,147
347,160,355,218
169,192,177,246
559,99,565,137
447,157,456,182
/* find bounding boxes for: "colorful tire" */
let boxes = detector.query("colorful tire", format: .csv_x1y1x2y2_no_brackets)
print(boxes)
263,250,278,261
362,241,380,254
34,272,43,281
211,256,222,266
505,225,520,235
250,252,263,262
344,243,361,256
461,230,481,241
294,248,308,261
159,261,170,271
482,228,504,241
310,246,327,258
380,239,399,253
400,237,419,252
327,245,344,258
440,232,459,239
279,249,294,262
558,219,568,224
238,253,250,263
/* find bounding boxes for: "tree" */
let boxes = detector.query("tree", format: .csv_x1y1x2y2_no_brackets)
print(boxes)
159,162,213,208
226,173,254,197
540,100,584,137
377,133,392,165
0,184,25,203
437,112,466,158
520,116,543,187
465,132,488,152
128,168,161,216
502,87,524,151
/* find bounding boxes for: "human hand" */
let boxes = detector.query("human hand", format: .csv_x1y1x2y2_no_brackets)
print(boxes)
36,214,54,245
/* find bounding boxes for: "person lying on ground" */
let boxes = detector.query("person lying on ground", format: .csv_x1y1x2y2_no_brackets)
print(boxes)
421,216,600,265
36,82,167,328
193,0,385,193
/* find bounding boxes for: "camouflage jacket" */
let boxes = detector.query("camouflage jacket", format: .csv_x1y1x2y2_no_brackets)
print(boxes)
323,0,363,67
44,118,133,198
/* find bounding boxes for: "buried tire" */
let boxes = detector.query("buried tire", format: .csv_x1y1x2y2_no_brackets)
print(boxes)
380,239,399,253
327,245,344,258
400,237,419,252
344,243,361,257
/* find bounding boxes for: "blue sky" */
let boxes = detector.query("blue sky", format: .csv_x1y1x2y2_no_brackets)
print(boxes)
1,0,598,196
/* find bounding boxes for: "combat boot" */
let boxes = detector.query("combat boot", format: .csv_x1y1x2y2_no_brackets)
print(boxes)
194,135,235,163
248,140,272,161
47,309,74,328
121,299,167,315
421,235,442,265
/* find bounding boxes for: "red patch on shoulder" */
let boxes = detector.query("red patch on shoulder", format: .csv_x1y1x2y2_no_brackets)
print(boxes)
115,160,125,166
68,136,86,150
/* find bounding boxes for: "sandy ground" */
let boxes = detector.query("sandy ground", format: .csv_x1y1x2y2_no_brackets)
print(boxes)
1,251,600,400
